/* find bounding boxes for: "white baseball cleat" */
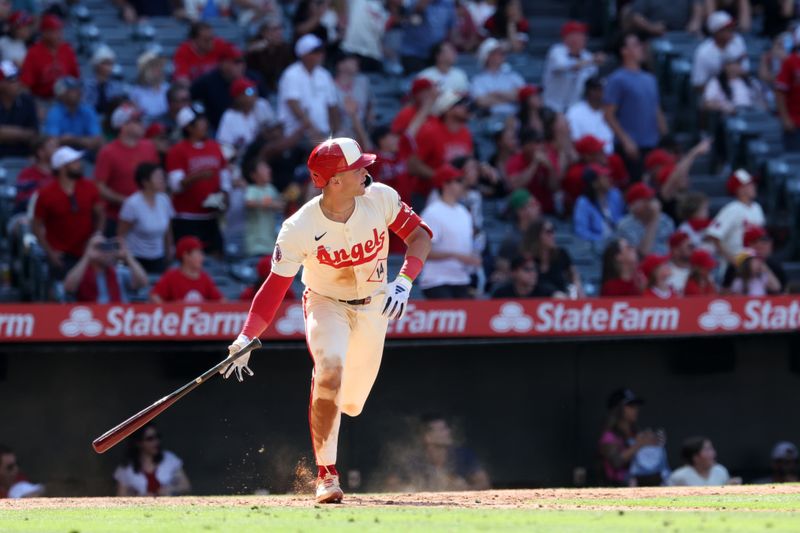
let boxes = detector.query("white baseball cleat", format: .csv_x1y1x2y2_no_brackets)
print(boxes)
315,473,344,504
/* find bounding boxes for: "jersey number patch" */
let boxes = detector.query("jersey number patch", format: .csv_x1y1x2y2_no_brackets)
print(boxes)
367,259,387,283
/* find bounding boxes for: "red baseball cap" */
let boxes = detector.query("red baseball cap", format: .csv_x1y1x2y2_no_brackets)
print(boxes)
256,255,273,278
307,137,376,188
176,236,204,260
625,182,656,205
144,122,166,138
230,77,257,98
656,163,676,185
433,164,462,189
726,169,754,196
40,14,63,32
410,77,434,97
561,20,588,38
219,44,243,62
743,225,768,247
690,249,717,270
574,135,605,156
644,148,676,171
668,231,690,249
9,11,34,29
518,84,540,103
640,254,669,279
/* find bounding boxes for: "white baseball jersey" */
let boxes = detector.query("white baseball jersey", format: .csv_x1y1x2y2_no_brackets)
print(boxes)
271,182,423,301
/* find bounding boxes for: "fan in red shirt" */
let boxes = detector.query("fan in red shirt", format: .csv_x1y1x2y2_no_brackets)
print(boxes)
505,128,561,214
239,255,296,301
166,105,227,254
173,22,230,83
640,254,674,299
150,236,224,303
14,136,57,214
32,146,105,278
94,103,160,232
600,237,643,297
563,135,628,212
409,89,473,200
684,249,718,296
19,15,79,99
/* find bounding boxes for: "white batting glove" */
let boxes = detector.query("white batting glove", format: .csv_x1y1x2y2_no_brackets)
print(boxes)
381,275,413,320
220,334,255,382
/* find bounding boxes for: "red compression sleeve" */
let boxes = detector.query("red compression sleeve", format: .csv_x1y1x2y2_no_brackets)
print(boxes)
241,272,295,338
389,201,432,240
399,256,424,281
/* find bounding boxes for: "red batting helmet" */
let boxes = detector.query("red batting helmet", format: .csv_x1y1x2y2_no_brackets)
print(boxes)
307,137,376,188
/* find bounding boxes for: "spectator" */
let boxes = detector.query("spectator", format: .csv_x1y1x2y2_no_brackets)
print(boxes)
173,22,229,83
563,135,628,211
488,123,519,186
702,58,763,114
666,231,692,294
515,84,546,138
601,238,642,296
491,255,551,297
627,0,703,36
676,191,712,247
390,77,436,145
758,31,790,97
243,157,283,257
705,0,752,33
239,254,296,301
340,0,389,72
95,103,160,235
191,44,249,130
470,38,525,116
32,147,105,278
450,0,482,53
82,45,126,116
0,60,38,158
63,235,148,302
0,11,34,67
114,423,191,497
334,55,373,142
19,14,79,99
754,442,799,484
604,33,667,180
217,77,276,154
706,169,764,264
418,40,470,94
598,388,661,486
494,189,541,283
521,219,583,297
574,164,625,244
542,21,604,113
775,29,800,150
130,49,170,123
566,77,614,154
724,226,786,291
276,33,339,138
150,235,224,302
0,445,44,498
640,254,673,298
505,128,560,215
482,0,528,52
245,18,295,93
292,0,342,46
118,162,175,274
616,183,675,257
691,12,749,91
684,248,718,295
43,77,103,152
727,248,781,296
14,136,57,215
399,0,456,74
420,164,479,299
181,0,233,20
370,125,411,203
652,138,713,220
160,84,192,141
668,436,741,486
166,106,228,254
232,0,280,25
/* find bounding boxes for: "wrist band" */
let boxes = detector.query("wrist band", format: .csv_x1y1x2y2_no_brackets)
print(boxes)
399,256,424,281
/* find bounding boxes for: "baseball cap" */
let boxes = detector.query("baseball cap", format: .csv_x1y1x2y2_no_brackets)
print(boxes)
51,146,84,169
707,11,735,33
607,388,644,410
574,135,605,156
433,164,462,189
91,44,116,66
176,236,204,260
743,226,769,247
219,44,244,62
8,11,34,30
726,168,754,196
145,122,166,138
561,20,588,38
307,137,376,188
230,77,257,98
176,105,200,129
734,248,757,268
644,149,676,171
0,60,19,82
54,76,81,96
110,103,141,129
477,37,504,67
410,76,434,97
432,89,467,116
508,189,533,211
518,84,539,103
640,254,669,279
690,248,717,270
40,14,63,32
295,33,324,57
668,231,690,249
771,441,799,461
656,164,676,186
625,182,656,205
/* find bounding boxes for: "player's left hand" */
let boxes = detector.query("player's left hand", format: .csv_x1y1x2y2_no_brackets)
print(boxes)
221,334,255,382
381,275,413,320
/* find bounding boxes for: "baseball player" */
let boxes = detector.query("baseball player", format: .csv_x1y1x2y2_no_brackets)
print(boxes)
221,137,432,503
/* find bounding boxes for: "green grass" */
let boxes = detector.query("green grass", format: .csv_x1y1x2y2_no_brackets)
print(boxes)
1,493,799,533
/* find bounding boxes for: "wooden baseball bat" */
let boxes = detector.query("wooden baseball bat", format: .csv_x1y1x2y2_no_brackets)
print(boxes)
92,338,262,454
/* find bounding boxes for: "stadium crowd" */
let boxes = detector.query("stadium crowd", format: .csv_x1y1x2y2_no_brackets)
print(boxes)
0,0,797,303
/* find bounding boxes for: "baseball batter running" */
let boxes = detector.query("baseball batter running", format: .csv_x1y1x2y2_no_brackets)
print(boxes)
221,137,432,503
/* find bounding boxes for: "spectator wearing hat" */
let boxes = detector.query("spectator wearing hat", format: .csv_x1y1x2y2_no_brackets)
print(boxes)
775,29,800,150
418,41,469,94
239,255,296,301
334,55,373,146
494,189,541,285
130,49,170,123
420,164,479,299
491,256,553,298
600,238,642,296
574,164,625,244
542,21,605,114
604,33,667,180
599,388,662,486
0,60,38,158
63,234,148,302
19,14,79,99
150,235,224,302
166,105,228,255
14,136,57,214
95,103,160,235
726,247,781,296
399,0,456,74
245,17,295,93
754,442,799,484
668,437,741,486
217,77,277,154
648,138,712,221
684,248,718,295
277,33,339,139
515,84,547,139
0,11,34,67
616,183,675,257
627,0,703,37
665,231,692,294
191,43,257,130
173,22,230,83
340,0,389,73
470,38,525,116
118,162,175,274
391,77,437,142
505,128,560,215
566,76,614,154
482,0,528,52
0,444,45,499
242,156,283,257
722,225,786,292
640,254,674,298
563,135,628,212
82,45,126,116
32,146,105,278
43,77,103,152
706,168,764,264
691,12,750,91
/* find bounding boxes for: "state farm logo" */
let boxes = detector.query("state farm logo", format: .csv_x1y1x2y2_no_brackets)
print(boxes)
698,300,741,331
276,304,305,335
490,302,533,333
59,307,103,337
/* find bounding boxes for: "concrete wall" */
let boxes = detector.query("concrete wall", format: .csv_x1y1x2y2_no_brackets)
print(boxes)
1,334,798,496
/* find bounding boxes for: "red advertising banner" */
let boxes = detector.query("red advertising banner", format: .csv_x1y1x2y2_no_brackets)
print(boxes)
0,296,798,343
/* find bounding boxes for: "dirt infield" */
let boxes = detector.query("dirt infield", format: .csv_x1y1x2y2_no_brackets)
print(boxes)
2,484,799,512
